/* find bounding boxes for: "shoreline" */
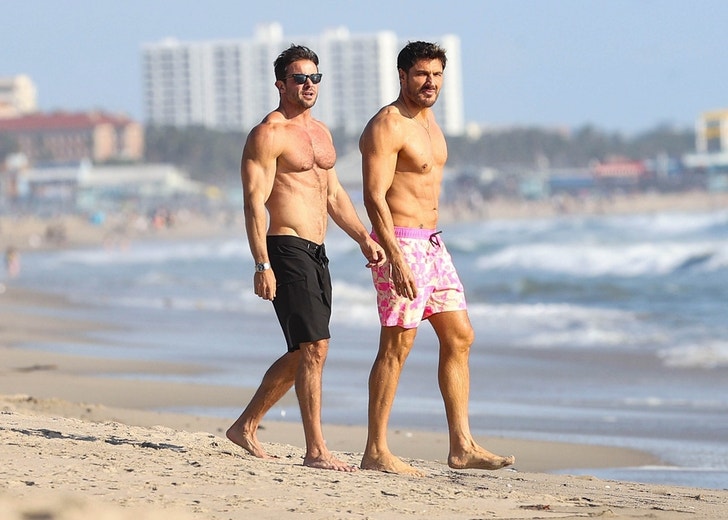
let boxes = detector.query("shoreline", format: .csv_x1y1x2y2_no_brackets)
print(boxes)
0,285,657,474
2,190,727,254
2,194,728,518
2,291,727,519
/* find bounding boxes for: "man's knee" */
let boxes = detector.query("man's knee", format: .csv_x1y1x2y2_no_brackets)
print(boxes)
379,327,417,361
300,339,329,364
459,326,475,348
432,314,474,352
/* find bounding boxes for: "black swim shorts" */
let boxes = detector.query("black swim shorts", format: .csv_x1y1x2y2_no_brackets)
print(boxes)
267,235,332,352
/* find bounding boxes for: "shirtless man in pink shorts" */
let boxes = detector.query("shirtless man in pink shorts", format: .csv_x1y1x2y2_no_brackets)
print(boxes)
360,41,516,476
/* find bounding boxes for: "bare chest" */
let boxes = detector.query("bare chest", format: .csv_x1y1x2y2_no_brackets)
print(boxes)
280,124,336,172
397,128,447,174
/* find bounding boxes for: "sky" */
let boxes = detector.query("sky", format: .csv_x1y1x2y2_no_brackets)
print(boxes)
4,0,727,135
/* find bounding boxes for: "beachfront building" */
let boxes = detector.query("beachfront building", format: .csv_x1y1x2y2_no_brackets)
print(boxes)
695,109,728,154
0,75,37,119
141,23,465,136
0,111,144,165
683,109,728,191
3,160,204,213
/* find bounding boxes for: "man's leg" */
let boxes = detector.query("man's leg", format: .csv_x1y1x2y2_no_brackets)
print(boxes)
429,310,515,470
360,326,425,476
226,350,299,458
296,339,356,471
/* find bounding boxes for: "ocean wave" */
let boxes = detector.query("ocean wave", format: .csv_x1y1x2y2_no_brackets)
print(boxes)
476,240,726,277
446,208,728,249
53,238,247,265
467,301,664,350
657,341,728,369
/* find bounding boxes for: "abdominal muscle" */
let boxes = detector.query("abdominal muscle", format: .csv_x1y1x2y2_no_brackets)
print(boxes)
266,169,329,244
386,170,441,230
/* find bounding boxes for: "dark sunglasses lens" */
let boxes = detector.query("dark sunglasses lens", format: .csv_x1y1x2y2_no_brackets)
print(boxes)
291,73,322,84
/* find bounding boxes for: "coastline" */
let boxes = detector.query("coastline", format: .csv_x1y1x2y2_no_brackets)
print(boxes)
2,191,728,518
2,189,727,254
0,285,656,473
1,287,728,519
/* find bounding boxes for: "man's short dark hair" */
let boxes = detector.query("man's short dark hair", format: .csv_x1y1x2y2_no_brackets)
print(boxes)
274,44,320,81
397,41,447,72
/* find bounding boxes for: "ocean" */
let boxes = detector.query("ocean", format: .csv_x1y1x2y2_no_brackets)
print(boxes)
9,208,728,490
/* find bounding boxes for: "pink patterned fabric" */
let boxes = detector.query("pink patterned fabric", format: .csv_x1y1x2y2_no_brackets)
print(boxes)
370,227,467,328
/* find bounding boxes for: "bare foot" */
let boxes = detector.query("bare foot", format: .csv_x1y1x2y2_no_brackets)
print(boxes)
304,453,358,472
226,426,276,459
360,452,426,476
448,445,515,470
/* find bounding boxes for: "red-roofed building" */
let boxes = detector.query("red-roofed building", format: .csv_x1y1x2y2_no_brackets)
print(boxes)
0,111,144,164
589,157,651,191
591,158,648,179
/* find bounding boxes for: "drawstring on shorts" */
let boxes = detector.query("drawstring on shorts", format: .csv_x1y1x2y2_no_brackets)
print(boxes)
429,230,442,247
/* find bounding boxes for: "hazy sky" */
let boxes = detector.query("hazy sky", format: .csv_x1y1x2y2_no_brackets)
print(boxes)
4,0,726,135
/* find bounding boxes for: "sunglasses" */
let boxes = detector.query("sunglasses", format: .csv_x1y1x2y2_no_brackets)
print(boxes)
286,73,323,85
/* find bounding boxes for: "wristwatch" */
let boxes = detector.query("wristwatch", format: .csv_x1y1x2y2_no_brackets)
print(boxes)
255,262,271,272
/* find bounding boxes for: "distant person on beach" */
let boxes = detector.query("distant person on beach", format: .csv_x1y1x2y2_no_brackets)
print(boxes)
5,246,20,278
226,44,385,472
358,41,516,475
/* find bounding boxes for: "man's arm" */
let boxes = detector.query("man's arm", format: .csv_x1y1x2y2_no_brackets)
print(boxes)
360,113,417,299
326,167,385,268
241,125,278,300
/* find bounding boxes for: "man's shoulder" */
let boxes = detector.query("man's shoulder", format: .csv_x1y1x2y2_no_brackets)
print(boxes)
247,111,287,140
373,103,403,120
362,103,405,138
255,110,287,128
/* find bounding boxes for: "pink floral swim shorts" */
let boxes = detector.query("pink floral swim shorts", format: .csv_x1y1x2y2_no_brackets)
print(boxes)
370,227,467,328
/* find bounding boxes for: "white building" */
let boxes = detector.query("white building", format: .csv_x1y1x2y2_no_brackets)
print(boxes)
0,75,38,118
5,160,205,210
141,24,464,136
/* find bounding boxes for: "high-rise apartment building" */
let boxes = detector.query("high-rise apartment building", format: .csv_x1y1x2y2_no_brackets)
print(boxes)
142,24,464,136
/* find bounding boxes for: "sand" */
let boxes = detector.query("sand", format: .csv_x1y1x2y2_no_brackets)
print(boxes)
1,191,728,518
1,289,727,519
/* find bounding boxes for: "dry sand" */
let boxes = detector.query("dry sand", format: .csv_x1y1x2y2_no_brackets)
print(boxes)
1,191,728,518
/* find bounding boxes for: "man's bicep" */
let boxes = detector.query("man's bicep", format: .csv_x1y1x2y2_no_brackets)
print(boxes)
362,138,399,206
241,134,277,202
362,124,400,191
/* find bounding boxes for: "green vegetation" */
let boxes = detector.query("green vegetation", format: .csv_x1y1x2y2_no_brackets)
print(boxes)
144,124,696,187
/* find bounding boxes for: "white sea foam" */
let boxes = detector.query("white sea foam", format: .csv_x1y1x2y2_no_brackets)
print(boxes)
476,240,724,277
467,301,663,350
657,341,728,369
54,238,247,265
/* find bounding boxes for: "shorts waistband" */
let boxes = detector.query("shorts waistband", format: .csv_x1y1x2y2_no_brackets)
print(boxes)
370,227,442,246
393,226,438,240
267,234,324,252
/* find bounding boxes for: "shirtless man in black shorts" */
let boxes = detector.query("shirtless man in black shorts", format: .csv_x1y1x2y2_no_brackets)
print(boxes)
226,44,385,472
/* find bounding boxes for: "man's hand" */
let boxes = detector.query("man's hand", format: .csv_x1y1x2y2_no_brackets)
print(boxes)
254,270,276,301
361,238,386,268
390,259,417,300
